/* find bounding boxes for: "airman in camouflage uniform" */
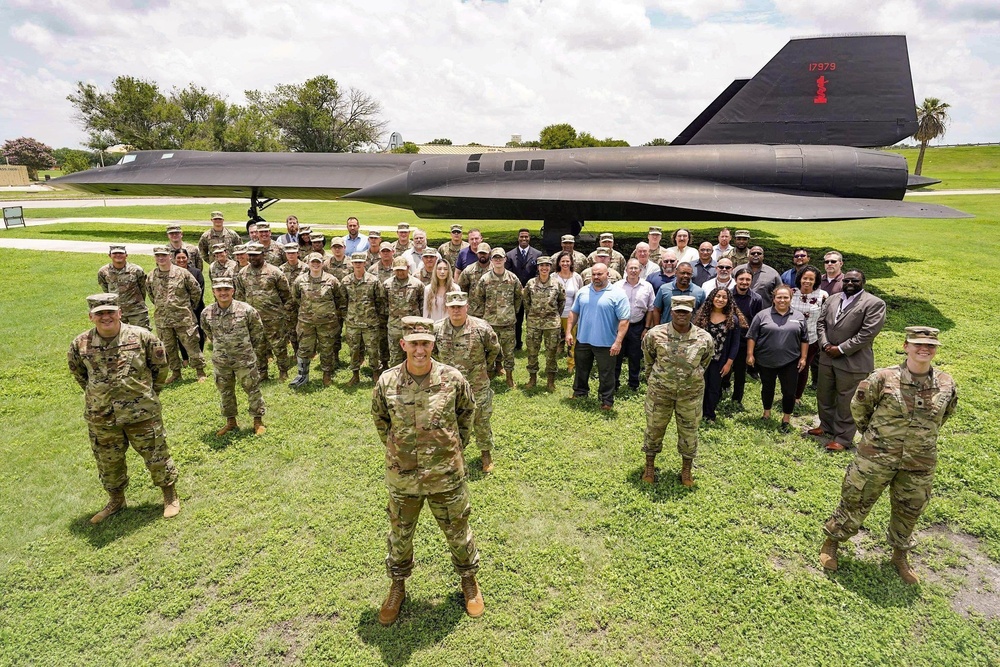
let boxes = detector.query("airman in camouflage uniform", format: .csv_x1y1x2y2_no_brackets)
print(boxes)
641,295,714,487
457,243,491,302
557,234,590,272
149,246,206,382
470,247,523,387
233,243,250,270
368,241,396,284
255,222,287,266
234,242,294,381
581,248,623,285
434,291,502,471
201,277,268,436
281,243,307,354
438,224,469,269
820,326,958,584
323,238,352,365
384,256,425,368
289,253,347,388
364,230,382,268
97,245,150,330
587,233,627,275
343,252,389,385
724,230,752,266
522,256,566,391
198,211,242,265
389,221,412,257
166,223,203,272
416,249,438,286
209,244,239,285
372,316,483,625
68,293,180,523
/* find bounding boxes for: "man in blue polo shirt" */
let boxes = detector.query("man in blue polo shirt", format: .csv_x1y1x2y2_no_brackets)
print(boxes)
565,263,630,410
649,262,705,325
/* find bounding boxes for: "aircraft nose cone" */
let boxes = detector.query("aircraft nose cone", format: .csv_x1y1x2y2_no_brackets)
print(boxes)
342,172,410,201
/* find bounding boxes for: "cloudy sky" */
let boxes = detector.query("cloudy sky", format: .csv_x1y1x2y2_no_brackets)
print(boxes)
2,0,998,150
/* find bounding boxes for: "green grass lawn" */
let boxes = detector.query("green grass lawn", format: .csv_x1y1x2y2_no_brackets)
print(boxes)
1,205,998,665
888,145,1000,190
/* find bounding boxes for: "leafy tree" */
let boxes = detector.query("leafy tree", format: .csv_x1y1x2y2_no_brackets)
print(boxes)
68,76,177,150
53,147,95,173
222,105,284,152
913,97,950,176
539,123,577,149
506,139,541,148
643,138,671,146
248,75,387,152
427,138,452,145
391,142,420,154
2,137,56,180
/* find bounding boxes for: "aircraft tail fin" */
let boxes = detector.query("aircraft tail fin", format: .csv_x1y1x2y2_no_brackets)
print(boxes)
672,34,918,148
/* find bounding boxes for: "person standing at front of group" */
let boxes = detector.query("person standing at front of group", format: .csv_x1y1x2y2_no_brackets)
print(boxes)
522,255,566,392
746,285,808,432
98,244,150,330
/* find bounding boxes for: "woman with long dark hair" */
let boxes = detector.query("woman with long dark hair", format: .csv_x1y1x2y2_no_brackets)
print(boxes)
791,265,828,403
694,287,748,421
553,250,583,372
746,284,808,432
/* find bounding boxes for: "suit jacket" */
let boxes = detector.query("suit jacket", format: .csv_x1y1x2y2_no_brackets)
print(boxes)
816,290,886,374
505,245,542,286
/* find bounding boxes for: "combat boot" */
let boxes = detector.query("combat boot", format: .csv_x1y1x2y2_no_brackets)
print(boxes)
90,491,126,524
526,373,537,389
196,368,207,383
547,373,556,392
891,548,919,584
819,537,839,571
216,417,238,436
460,574,485,618
161,484,180,519
253,417,266,436
505,370,515,388
259,364,270,381
680,458,694,487
641,454,656,484
493,359,502,377
481,450,494,473
289,358,310,389
164,370,182,385
278,368,289,382
347,371,360,386
322,371,332,387
378,579,406,626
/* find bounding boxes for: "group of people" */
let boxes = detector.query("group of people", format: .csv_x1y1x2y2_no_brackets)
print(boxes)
71,213,958,624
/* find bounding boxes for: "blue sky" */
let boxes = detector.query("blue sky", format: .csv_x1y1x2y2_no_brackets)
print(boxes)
2,0,997,150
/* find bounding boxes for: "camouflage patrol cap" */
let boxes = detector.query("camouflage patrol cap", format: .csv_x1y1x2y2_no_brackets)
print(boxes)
595,248,611,258
599,233,614,242
421,248,438,257
311,234,325,242
212,277,234,289
401,316,436,342
109,244,127,254
283,243,299,253
537,255,553,265
152,245,171,255
211,211,224,220
379,241,393,251
735,230,751,239
299,225,312,234
648,226,662,235
245,242,264,255
255,222,270,231
445,290,468,307
476,243,492,255
490,247,505,258
350,252,367,263
87,293,119,313
166,223,182,233
233,244,248,254
560,234,575,243
396,222,410,232
670,295,696,312
368,229,381,238
212,243,227,254
307,252,324,264
905,326,941,346
330,236,345,247
450,224,463,233
392,256,410,270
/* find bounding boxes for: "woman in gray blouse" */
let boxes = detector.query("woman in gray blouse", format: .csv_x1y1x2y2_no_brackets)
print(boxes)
746,284,808,432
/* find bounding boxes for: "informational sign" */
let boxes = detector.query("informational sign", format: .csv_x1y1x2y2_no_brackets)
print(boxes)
3,206,25,229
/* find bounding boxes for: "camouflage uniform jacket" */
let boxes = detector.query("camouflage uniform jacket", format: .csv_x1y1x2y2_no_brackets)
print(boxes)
642,323,714,394
372,359,477,494
390,239,411,257
281,261,308,286
342,272,388,327
324,255,352,282
384,275,425,329
523,277,566,330
458,262,489,294
198,227,243,264
97,263,148,316
588,249,626,274
438,240,469,269
852,363,958,472
291,272,346,324
68,323,167,426
260,242,286,266
562,250,590,272
367,261,394,284
417,266,434,287
471,270,523,327
210,259,239,283
647,246,663,265
169,242,203,272
364,249,380,269
200,299,266,368
149,264,200,326
433,316,501,393
234,262,292,321
724,247,750,266
581,266,623,286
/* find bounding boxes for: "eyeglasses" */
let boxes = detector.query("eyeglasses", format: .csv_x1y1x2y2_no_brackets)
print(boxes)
824,259,840,264
662,260,676,263
717,266,732,270
793,254,808,258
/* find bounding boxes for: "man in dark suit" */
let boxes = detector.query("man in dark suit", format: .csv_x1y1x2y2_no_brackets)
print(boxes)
505,228,542,350
810,270,886,451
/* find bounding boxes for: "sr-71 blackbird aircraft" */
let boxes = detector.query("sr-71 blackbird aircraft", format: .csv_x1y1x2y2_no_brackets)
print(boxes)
53,34,970,250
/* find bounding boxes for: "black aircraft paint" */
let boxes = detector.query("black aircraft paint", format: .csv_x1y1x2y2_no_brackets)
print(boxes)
53,34,970,252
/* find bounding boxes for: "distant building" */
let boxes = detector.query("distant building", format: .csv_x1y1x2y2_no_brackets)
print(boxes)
415,144,539,155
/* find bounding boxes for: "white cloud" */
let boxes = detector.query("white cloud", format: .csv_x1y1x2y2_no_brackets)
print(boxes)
0,0,996,149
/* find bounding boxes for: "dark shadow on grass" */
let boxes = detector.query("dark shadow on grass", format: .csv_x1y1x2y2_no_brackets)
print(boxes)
199,427,257,451
356,595,465,665
825,558,922,608
68,502,164,548
561,395,617,419
627,466,693,501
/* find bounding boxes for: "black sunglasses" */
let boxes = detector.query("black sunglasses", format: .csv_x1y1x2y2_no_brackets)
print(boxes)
794,254,808,258
824,259,840,264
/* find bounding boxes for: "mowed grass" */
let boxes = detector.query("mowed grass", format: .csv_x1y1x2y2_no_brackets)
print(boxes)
1,205,999,665
888,145,1000,190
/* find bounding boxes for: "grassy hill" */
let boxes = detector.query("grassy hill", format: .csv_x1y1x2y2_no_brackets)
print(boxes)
887,144,1000,190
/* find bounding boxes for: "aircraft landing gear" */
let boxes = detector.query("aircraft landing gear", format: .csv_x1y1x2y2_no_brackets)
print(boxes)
247,187,279,223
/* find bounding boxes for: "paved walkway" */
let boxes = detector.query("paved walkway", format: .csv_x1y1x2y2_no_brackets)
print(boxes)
0,238,160,254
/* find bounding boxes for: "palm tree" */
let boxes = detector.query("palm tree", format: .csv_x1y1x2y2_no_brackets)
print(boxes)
913,97,950,175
